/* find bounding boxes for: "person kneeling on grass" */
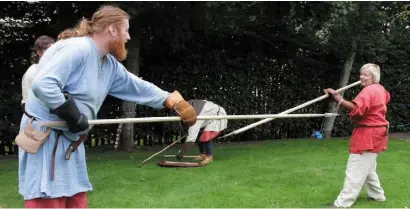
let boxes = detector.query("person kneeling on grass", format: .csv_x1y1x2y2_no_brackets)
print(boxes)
324,63,390,208
179,99,228,165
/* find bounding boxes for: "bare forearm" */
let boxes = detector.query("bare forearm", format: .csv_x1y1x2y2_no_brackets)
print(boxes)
324,88,356,112
339,100,355,111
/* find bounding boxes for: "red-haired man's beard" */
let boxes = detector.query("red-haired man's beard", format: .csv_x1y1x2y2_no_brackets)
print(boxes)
108,37,127,62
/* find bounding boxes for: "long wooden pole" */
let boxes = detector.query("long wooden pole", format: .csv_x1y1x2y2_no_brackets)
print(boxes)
40,113,339,127
140,135,187,164
218,81,361,139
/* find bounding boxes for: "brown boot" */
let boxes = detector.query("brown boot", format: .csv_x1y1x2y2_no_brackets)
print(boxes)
194,154,206,161
199,155,213,165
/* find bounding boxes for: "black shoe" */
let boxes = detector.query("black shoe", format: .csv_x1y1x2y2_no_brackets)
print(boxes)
327,203,337,208
367,197,385,202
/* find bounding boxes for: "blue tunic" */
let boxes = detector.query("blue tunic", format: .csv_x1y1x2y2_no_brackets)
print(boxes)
19,36,170,200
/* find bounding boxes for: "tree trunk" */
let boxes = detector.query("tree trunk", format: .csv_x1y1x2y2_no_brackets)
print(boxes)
322,39,357,138
118,19,141,152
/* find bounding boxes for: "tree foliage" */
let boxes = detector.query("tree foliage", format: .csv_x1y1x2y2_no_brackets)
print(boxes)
1,1,409,154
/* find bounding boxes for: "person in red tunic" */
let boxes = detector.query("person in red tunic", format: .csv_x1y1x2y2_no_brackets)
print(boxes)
323,63,390,208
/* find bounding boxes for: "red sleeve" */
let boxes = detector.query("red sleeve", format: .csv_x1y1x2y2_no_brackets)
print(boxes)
349,88,371,122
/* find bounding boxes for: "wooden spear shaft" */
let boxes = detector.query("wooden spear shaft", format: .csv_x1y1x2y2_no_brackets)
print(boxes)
218,81,361,139
39,113,339,127
140,135,187,164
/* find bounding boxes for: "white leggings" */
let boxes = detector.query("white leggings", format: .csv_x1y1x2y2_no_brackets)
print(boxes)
334,152,386,207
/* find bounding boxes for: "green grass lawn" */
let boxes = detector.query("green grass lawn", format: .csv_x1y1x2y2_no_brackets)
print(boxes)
1,137,409,208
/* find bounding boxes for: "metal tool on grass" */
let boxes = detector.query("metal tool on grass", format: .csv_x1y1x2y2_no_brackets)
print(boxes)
140,135,187,165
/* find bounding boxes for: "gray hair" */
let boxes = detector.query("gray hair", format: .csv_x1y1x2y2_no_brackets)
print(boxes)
360,63,380,83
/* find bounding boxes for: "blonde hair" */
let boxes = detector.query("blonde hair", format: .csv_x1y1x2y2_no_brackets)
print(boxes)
58,5,129,40
360,63,381,83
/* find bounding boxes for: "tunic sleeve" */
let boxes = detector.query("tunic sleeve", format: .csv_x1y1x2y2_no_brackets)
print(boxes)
21,65,36,104
31,45,86,110
349,88,371,121
108,63,170,109
186,120,204,142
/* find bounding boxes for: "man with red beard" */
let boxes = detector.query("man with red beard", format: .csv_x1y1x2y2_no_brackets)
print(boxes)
18,5,197,208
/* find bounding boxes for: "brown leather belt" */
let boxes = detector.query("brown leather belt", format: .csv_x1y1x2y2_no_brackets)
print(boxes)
50,132,88,181
23,112,88,181
51,131,60,181
65,134,88,160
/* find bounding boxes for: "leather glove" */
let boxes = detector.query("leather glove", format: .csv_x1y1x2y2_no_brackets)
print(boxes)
50,93,89,133
164,91,197,126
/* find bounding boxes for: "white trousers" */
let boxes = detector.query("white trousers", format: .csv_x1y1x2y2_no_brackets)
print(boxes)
334,152,386,207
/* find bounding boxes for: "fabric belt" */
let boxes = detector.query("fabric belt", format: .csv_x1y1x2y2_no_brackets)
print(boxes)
354,123,389,136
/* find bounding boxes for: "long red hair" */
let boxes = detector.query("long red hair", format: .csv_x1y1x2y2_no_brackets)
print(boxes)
58,5,129,40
